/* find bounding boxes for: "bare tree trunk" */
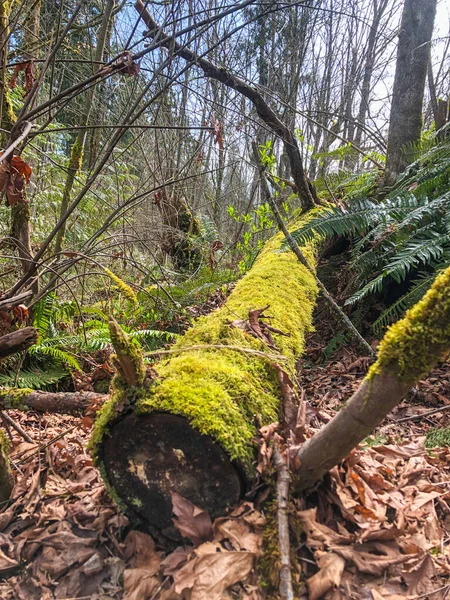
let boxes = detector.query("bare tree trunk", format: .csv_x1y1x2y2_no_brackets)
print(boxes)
52,0,115,257
385,0,437,185
0,0,15,146
9,0,41,279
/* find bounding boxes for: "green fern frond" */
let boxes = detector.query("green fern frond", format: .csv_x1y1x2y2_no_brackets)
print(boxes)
372,274,435,332
33,294,54,336
286,195,418,248
0,366,67,389
29,345,81,371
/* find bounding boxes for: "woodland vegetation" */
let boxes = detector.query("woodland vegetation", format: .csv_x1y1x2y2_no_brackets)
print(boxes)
0,0,450,598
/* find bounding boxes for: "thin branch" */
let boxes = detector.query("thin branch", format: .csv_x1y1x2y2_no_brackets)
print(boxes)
273,447,294,600
251,141,375,357
0,122,33,163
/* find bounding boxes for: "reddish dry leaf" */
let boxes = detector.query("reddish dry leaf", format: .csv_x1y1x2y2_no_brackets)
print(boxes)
330,542,410,575
171,492,213,546
214,516,262,554
9,62,35,95
402,554,437,595
0,155,32,206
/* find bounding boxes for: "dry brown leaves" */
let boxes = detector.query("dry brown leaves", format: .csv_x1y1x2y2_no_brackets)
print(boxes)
0,155,32,206
293,436,450,599
1,339,450,598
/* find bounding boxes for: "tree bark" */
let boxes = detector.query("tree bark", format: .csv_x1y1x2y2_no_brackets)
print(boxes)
384,0,437,185
0,389,107,414
0,431,14,504
295,265,450,491
91,210,321,532
0,327,38,359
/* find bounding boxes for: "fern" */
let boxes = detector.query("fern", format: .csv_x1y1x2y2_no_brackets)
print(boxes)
372,274,435,332
33,294,55,336
287,134,450,329
0,366,67,389
29,344,81,371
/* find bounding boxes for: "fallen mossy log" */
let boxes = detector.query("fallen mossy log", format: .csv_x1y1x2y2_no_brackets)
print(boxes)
91,211,321,532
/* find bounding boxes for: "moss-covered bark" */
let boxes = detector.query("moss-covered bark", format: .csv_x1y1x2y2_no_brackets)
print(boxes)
91,210,321,528
0,430,14,504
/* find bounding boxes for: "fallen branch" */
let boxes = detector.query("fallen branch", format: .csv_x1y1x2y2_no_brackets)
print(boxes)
392,403,450,424
252,141,375,358
0,327,38,359
0,389,108,414
0,291,33,311
273,447,294,600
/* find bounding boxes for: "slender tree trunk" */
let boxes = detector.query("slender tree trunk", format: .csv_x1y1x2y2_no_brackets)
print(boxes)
384,0,437,185
353,0,389,150
0,0,15,146
52,0,114,257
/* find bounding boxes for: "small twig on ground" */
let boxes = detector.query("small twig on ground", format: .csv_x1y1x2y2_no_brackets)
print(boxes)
1,411,33,443
15,426,76,466
392,403,450,423
273,446,294,600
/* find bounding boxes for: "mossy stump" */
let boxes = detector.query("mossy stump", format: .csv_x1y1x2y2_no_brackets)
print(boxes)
91,211,321,532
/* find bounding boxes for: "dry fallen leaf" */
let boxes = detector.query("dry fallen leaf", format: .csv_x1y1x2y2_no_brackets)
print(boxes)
171,492,213,546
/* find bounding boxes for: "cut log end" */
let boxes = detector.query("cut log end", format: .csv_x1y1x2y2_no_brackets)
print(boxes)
102,412,244,533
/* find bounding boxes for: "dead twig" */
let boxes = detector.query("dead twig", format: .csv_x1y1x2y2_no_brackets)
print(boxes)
273,446,294,600
392,403,450,423
15,426,76,466
1,411,33,443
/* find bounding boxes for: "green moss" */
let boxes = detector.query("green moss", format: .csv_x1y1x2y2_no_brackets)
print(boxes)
104,268,138,305
92,209,322,475
69,138,84,173
0,388,33,410
368,267,450,383
108,319,145,386
425,427,450,448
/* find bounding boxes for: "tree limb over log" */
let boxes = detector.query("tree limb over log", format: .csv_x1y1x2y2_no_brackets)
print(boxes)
0,327,38,359
294,266,450,492
134,0,316,212
0,389,107,414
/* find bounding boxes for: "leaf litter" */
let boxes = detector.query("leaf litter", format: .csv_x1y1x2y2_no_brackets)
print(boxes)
0,346,450,597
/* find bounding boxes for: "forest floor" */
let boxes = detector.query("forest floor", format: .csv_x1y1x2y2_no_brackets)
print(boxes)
0,289,449,599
